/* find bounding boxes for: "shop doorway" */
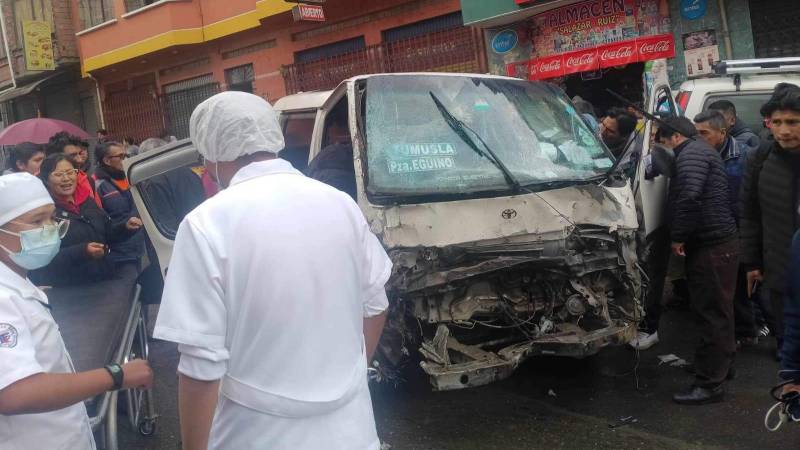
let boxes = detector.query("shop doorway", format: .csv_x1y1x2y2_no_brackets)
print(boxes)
563,62,645,118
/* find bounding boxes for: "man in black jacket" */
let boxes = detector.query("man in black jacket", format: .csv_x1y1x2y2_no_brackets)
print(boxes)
657,117,739,405
708,100,761,155
740,84,800,364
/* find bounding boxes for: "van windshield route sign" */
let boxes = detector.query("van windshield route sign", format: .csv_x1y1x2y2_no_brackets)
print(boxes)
387,143,457,174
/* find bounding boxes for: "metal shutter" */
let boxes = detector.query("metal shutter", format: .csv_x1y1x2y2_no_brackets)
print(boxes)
749,0,800,58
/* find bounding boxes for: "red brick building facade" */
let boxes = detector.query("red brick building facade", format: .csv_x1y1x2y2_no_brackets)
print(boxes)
73,0,483,141
0,0,98,131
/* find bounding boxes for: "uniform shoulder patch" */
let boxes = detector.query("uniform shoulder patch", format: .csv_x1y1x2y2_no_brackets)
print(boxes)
0,323,18,348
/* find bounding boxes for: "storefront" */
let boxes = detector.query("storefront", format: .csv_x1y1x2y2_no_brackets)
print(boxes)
468,0,675,115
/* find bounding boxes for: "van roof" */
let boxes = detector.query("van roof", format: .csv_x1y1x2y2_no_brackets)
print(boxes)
273,90,333,113
678,74,800,93
344,72,522,83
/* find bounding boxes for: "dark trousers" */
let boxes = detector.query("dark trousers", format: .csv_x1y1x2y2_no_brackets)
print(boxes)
642,226,671,334
733,265,758,338
685,239,739,387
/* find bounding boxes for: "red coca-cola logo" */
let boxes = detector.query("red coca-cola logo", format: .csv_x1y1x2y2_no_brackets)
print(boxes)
566,53,595,67
539,59,562,72
601,46,633,60
640,40,671,54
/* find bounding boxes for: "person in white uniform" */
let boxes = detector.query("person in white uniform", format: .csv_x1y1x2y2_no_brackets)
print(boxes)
0,172,153,449
153,91,392,450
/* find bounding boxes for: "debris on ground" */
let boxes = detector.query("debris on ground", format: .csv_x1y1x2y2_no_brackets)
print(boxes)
658,354,689,368
608,415,639,430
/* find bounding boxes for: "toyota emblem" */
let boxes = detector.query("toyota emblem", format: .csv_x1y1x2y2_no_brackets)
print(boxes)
501,209,517,219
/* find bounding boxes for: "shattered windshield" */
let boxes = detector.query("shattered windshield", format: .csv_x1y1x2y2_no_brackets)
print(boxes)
364,76,612,198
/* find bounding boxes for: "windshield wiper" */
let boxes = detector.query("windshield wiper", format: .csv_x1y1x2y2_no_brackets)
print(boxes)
428,91,521,193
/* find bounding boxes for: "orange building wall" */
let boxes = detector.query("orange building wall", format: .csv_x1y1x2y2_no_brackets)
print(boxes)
91,0,463,102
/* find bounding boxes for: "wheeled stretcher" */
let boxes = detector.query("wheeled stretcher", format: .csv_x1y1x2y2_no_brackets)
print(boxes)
47,264,157,450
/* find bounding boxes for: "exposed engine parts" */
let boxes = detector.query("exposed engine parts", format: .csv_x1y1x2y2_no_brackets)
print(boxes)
375,227,643,390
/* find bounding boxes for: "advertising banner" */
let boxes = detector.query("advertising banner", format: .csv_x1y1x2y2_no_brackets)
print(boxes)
23,20,55,71
514,33,673,80
682,29,719,77
487,0,672,79
563,48,600,75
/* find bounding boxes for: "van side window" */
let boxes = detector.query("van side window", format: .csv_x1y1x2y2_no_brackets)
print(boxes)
281,112,316,173
655,87,677,118
306,98,358,200
702,93,771,134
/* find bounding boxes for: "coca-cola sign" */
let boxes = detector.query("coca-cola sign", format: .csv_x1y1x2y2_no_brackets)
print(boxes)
638,34,675,60
536,56,564,79
640,41,670,54
563,50,598,75
524,34,675,81
599,44,638,68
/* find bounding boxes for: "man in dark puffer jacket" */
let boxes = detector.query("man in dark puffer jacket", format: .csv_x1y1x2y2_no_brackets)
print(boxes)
740,84,800,367
657,117,739,405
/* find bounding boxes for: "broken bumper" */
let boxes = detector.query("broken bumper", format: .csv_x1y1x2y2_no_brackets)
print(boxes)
419,323,636,391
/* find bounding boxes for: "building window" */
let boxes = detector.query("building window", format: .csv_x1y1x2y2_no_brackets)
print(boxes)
225,64,255,93
163,74,219,139
295,37,366,64
78,0,115,29
124,0,158,13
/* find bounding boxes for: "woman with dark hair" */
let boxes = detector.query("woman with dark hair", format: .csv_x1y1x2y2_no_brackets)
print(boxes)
46,131,102,208
29,154,143,286
3,142,45,176
93,142,144,266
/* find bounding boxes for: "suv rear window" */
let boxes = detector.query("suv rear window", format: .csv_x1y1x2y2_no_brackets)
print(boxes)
702,93,771,134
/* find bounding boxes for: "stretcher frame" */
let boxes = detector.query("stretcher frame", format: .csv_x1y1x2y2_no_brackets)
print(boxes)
87,284,158,450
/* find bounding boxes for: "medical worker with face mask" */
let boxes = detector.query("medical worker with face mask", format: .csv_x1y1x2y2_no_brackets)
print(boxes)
0,172,154,449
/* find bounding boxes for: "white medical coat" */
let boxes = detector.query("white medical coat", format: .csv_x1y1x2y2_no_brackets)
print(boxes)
154,159,392,450
0,262,95,450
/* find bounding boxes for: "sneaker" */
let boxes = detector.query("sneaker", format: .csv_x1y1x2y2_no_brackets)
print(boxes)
629,331,659,350
758,325,771,337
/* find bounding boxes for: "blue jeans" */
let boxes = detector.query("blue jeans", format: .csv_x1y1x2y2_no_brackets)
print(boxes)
780,230,800,379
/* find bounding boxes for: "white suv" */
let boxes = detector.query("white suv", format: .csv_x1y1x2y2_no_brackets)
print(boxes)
676,58,800,133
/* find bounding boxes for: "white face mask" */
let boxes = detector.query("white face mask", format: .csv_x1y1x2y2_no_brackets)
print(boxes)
0,220,68,270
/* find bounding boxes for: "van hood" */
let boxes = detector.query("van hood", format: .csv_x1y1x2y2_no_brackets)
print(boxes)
365,184,638,249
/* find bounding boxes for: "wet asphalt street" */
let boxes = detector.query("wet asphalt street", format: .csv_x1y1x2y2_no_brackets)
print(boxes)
119,304,800,449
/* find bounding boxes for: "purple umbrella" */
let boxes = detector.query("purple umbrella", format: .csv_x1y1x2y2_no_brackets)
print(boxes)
0,118,91,145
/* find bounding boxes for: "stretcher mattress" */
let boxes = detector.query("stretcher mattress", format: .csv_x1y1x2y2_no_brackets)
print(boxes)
48,264,139,378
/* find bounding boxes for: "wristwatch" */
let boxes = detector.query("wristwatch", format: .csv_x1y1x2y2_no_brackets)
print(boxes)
105,363,124,390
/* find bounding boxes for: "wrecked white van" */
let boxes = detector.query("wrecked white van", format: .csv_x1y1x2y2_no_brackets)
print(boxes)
129,72,675,391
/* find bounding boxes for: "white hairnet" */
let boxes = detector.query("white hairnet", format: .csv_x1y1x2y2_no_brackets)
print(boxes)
189,91,285,162
0,172,53,226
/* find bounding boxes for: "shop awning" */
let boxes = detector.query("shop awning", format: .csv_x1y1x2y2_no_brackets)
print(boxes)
0,72,64,104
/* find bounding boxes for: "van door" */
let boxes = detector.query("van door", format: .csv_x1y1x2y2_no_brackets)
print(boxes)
633,79,677,237
125,140,205,275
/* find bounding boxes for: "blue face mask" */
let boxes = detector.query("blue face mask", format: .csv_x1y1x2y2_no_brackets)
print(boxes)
0,223,64,270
